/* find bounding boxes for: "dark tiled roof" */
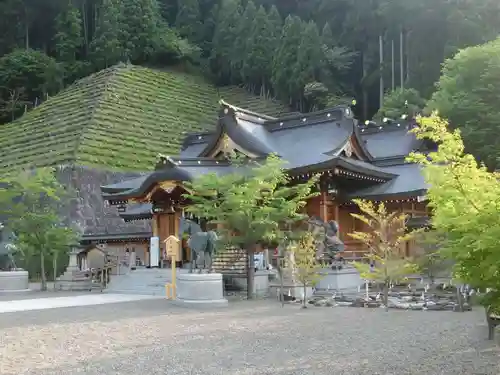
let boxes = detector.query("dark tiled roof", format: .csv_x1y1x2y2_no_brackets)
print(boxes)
349,163,428,199
102,103,429,210
360,122,423,160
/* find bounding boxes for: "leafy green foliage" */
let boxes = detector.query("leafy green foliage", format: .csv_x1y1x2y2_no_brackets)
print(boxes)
408,113,500,312
375,88,426,120
209,0,241,84
54,1,84,83
290,231,326,307
428,37,500,170
175,0,202,43
0,49,61,123
271,15,302,102
90,0,125,70
183,153,319,298
349,199,419,310
0,168,79,290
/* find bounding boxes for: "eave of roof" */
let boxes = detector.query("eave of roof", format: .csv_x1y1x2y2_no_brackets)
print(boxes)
101,157,233,201
348,163,428,200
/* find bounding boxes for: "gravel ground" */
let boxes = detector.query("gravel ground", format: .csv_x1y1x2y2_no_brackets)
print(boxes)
0,299,498,375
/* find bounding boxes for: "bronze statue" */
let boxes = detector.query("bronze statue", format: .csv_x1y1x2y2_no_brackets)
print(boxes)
179,218,218,273
0,223,18,271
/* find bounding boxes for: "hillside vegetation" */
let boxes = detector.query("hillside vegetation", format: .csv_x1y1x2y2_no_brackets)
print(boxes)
0,64,292,172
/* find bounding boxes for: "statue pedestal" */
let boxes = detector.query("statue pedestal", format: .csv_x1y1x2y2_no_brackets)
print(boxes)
0,270,29,292
174,273,228,308
315,266,362,292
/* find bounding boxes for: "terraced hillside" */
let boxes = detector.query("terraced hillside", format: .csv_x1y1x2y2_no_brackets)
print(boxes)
0,64,293,172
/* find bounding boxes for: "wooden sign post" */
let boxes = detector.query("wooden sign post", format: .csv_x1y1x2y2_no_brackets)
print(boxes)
164,235,180,300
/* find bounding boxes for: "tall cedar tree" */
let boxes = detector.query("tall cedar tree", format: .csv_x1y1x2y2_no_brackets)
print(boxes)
294,21,322,111
349,199,419,311
90,0,124,69
175,0,202,43
54,2,82,64
0,168,79,291
408,114,500,313
272,15,302,104
210,0,241,84
120,0,163,63
54,1,84,83
183,152,318,299
232,0,256,84
241,5,273,94
199,3,219,57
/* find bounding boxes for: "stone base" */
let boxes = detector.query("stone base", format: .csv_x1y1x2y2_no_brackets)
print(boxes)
315,267,362,292
174,273,228,308
0,270,29,291
228,271,269,297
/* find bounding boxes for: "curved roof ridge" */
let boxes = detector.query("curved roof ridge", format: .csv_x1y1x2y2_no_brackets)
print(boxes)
219,99,276,121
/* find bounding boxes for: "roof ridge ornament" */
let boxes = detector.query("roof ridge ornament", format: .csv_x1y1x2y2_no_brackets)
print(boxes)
156,153,177,167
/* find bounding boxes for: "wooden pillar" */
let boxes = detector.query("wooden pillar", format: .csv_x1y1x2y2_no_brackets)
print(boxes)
152,214,159,237
320,191,329,222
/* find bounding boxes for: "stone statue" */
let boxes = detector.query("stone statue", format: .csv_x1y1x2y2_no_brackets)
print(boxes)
0,222,18,271
179,218,218,273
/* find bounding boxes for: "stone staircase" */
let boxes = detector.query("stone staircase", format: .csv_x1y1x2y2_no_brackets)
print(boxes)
105,268,188,296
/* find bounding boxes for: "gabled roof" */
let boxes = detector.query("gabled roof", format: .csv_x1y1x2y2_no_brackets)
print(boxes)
102,104,431,209
360,120,424,164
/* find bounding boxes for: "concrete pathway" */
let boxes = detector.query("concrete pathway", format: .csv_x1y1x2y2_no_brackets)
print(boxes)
0,293,163,314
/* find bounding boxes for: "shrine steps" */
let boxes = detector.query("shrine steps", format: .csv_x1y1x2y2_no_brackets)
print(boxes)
105,268,189,296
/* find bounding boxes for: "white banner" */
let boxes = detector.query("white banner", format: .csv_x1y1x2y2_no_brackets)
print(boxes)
150,236,160,267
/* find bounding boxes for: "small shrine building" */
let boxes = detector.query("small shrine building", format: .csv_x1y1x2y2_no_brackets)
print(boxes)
101,102,432,265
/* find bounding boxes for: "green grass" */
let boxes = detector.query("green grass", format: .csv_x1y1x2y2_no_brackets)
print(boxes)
0,64,293,172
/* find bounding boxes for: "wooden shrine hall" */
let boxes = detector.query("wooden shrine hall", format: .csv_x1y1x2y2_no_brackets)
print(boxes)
101,101,433,263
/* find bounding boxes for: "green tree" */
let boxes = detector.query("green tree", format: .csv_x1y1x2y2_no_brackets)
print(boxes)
241,5,273,94
90,0,124,70
210,0,241,84
349,199,419,311
375,88,426,121
294,20,322,111
0,49,61,122
175,0,202,43
319,22,356,97
184,153,318,299
272,15,302,103
428,37,500,170
0,168,79,291
232,0,256,83
120,0,163,63
408,113,500,314
290,231,325,308
54,1,84,83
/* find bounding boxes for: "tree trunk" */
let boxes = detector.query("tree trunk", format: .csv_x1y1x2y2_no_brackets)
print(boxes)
247,247,255,300
53,253,57,291
384,280,389,312
82,0,89,56
302,282,307,308
40,251,47,291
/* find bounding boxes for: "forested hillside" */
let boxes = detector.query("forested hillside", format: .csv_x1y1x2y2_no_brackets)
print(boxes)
0,0,499,124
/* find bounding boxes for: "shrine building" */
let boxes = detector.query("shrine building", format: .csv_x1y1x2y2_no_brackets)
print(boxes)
100,101,432,266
